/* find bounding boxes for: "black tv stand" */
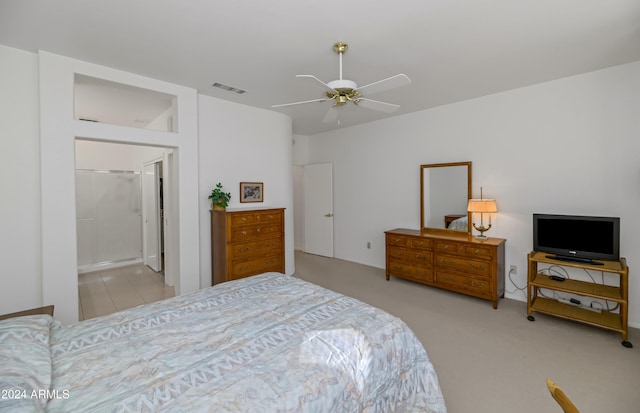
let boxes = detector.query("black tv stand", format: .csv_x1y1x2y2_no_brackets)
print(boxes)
545,254,604,266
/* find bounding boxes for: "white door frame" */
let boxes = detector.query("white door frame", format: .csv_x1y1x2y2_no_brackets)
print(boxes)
142,158,162,272
162,150,177,287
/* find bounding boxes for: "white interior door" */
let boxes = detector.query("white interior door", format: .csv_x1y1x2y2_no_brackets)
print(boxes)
142,161,162,272
304,163,334,257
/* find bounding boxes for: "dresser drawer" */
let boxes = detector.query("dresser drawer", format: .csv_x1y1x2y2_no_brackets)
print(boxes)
388,259,433,283
435,254,491,277
386,234,431,250
230,213,257,226
387,246,432,265
230,210,283,227
436,271,492,297
434,241,464,254
254,210,282,224
434,240,493,258
408,238,431,250
229,238,282,260
463,245,493,258
231,224,282,242
229,254,283,280
387,235,410,248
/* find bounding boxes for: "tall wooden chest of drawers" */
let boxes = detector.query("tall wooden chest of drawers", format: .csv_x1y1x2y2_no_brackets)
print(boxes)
211,208,285,285
385,228,506,308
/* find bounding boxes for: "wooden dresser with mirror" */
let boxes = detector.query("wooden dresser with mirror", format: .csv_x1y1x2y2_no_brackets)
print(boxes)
385,161,506,308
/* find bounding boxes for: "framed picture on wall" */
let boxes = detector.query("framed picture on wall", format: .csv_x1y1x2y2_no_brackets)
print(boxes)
240,182,264,203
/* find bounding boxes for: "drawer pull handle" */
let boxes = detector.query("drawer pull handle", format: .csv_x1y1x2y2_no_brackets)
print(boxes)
241,231,247,235
241,217,247,222
474,249,480,254
239,264,251,271
471,281,485,288
415,270,427,275
441,275,454,281
256,228,261,233
470,263,486,270
394,238,402,243
416,241,424,247
443,245,449,249
237,246,250,252
268,215,273,219
269,227,274,231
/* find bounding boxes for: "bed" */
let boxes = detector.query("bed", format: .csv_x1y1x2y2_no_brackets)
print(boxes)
446,215,468,231
0,272,446,413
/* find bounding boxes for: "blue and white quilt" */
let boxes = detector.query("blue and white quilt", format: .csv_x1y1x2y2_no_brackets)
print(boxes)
1,273,446,412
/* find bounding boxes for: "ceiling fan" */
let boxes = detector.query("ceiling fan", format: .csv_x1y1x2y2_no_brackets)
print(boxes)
272,42,411,123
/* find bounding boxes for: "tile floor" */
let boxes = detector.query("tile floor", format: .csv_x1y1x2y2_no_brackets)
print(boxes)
78,264,175,321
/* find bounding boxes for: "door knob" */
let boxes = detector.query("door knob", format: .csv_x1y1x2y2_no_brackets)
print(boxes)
324,213,333,217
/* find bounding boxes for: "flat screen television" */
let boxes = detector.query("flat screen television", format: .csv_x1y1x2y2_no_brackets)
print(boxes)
533,213,620,263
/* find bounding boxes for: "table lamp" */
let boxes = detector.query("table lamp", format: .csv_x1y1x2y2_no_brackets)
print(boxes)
467,187,497,239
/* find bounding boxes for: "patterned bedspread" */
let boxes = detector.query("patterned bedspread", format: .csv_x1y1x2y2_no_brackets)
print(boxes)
42,273,446,412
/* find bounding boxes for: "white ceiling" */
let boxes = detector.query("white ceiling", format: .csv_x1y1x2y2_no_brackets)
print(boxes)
2,0,639,136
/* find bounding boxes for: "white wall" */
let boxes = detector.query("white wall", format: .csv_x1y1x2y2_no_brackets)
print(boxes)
292,135,310,251
292,165,305,251
299,60,640,327
0,45,42,314
198,95,295,288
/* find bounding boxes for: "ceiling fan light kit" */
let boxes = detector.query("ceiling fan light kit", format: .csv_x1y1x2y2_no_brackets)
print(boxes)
272,42,411,123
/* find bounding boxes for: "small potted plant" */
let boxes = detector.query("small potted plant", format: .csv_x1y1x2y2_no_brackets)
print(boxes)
209,182,231,211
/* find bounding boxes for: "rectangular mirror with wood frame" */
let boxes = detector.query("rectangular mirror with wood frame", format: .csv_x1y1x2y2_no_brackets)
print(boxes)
420,162,472,234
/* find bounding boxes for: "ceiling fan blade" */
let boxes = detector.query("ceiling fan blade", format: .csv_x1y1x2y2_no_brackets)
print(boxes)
355,98,400,113
355,74,411,96
296,75,336,93
272,98,328,108
323,105,340,123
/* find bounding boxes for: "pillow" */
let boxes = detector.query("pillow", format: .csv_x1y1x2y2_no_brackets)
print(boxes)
0,315,55,413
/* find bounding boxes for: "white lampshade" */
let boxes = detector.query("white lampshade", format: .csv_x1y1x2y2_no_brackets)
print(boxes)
467,199,498,213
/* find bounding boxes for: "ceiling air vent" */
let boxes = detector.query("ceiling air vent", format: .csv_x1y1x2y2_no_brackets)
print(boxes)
212,82,246,95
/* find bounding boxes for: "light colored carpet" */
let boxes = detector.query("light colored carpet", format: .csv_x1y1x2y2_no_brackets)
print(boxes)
293,250,640,413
